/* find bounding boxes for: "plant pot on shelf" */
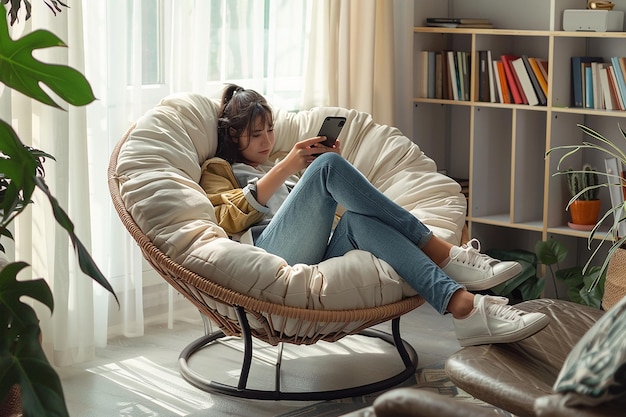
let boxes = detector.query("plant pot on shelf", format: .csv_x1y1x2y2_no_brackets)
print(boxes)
569,199,601,228
566,164,601,230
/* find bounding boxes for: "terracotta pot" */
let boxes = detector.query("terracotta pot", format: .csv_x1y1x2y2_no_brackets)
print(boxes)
570,199,601,225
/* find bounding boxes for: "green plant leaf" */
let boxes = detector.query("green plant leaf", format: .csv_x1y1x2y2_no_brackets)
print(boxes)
0,314,69,417
34,177,118,303
485,248,544,302
0,261,53,324
516,276,545,301
535,239,568,266
0,12,95,108
555,266,585,287
0,261,68,417
0,120,38,227
579,270,605,308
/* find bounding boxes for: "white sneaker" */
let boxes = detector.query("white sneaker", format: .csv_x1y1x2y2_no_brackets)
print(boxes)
442,238,522,290
453,294,549,347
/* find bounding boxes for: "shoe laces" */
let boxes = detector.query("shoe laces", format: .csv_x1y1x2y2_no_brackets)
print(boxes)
452,238,497,270
476,295,524,335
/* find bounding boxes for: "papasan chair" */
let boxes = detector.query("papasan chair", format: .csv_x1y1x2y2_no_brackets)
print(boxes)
107,92,466,401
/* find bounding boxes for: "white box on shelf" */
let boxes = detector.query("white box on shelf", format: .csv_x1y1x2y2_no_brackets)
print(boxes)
563,10,624,32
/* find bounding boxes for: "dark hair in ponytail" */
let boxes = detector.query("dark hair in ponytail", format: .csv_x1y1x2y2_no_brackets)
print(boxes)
216,84,273,163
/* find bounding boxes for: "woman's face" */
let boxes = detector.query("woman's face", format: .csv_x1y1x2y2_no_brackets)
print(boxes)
238,116,275,167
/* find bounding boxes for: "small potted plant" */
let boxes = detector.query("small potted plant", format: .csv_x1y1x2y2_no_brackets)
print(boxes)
566,163,601,229
547,124,626,308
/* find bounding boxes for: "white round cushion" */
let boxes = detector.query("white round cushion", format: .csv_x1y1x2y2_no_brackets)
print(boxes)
115,92,466,314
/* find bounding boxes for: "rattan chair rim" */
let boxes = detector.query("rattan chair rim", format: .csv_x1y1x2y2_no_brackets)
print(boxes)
107,124,423,325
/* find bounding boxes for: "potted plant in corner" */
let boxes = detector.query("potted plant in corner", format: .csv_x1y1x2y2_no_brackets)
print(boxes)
535,238,605,308
547,123,626,309
1,2,117,416
566,163,601,230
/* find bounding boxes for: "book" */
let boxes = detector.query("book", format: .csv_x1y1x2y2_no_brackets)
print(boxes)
607,65,624,110
442,51,451,99
591,62,605,110
427,51,436,98
619,57,626,89
457,51,467,101
512,57,539,106
495,60,511,103
501,54,524,104
571,56,603,108
537,59,549,83
435,52,443,99
487,50,497,103
425,22,494,28
425,17,494,29
478,50,490,102
584,65,594,108
611,56,626,107
492,60,503,103
528,57,548,98
522,55,547,105
599,66,617,110
418,50,429,98
426,17,492,24
447,51,460,100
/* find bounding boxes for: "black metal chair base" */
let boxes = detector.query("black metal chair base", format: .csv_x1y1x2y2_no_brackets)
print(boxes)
178,307,418,401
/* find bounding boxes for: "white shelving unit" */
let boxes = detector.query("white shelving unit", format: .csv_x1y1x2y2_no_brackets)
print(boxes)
414,0,626,296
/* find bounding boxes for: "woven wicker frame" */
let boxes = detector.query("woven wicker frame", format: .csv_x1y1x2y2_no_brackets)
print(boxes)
107,124,425,399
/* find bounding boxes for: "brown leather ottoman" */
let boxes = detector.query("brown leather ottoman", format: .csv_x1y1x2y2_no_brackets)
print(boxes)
444,298,623,417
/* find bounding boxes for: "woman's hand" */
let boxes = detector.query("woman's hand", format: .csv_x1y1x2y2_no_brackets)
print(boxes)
279,136,342,174
256,137,341,205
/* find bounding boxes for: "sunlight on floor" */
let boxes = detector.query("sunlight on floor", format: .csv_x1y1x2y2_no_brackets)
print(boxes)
87,356,214,416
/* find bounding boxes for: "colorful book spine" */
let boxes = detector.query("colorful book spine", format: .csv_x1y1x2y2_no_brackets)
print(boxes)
585,66,594,109
447,51,460,101
528,57,548,98
611,56,626,108
571,56,602,108
501,55,524,104
522,55,547,105
495,60,511,104
512,57,539,106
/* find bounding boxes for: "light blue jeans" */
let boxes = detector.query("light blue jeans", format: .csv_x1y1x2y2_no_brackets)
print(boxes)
255,153,462,314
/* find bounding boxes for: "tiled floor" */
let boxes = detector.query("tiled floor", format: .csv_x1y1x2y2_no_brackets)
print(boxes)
57,304,461,417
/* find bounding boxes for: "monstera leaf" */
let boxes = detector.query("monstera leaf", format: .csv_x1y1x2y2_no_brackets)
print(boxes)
0,10,95,108
0,262,69,417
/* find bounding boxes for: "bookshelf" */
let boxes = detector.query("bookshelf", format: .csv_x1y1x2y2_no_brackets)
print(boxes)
413,0,626,297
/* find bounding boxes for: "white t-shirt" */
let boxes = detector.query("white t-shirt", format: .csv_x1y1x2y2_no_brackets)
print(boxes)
232,162,298,219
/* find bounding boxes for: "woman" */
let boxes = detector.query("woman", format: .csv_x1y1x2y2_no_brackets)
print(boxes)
200,84,548,347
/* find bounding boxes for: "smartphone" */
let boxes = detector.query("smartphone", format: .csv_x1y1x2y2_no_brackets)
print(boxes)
316,116,346,147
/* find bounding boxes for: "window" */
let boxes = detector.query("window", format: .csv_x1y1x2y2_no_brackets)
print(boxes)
130,0,311,110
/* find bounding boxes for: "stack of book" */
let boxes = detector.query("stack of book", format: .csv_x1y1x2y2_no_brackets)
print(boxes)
425,17,494,29
486,53,548,106
417,50,472,101
571,56,626,111
418,50,549,106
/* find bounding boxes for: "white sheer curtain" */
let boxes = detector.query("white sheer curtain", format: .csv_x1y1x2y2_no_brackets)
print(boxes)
302,0,397,127
81,0,313,362
3,2,97,366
